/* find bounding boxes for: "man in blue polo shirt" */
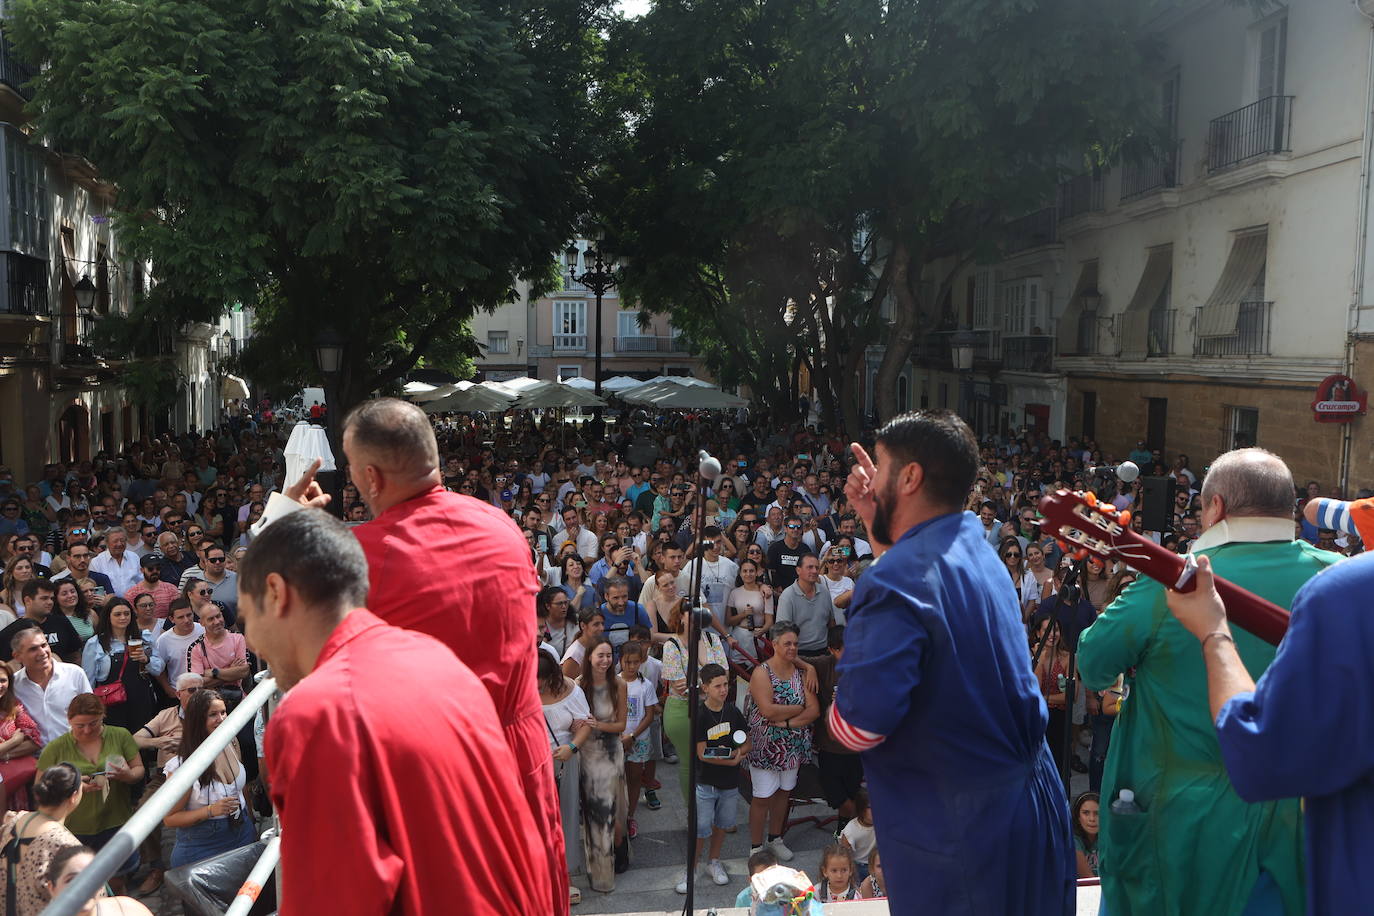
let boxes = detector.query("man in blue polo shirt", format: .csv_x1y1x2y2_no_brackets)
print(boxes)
828,410,1072,915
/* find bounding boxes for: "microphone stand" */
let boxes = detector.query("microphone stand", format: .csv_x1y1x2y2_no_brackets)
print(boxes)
682,452,717,916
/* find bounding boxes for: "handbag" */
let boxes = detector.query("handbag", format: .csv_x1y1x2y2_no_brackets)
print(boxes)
93,649,129,707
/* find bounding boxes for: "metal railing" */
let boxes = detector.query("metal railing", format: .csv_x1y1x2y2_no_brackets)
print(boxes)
1002,335,1055,372
1208,96,1293,172
0,33,35,100
561,272,587,293
0,252,49,316
1148,308,1176,356
1058,173,1104,220
1120,141,1181,200
1194,300,1273,356
1003,207,1059,254
613,335,685,353
919,328,1002,366
42,677,279,916
552,333,586,351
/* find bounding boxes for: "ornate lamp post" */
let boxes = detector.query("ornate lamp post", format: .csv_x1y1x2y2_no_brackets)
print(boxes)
571,240,619,396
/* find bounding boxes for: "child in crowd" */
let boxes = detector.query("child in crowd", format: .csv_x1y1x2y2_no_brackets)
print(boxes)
816,843,860,902
628,625,664,810
620,641,658,839
677,663,751,895
839,787,875,880
1073,791,1100,878
734,847,778,909
858,847,885,899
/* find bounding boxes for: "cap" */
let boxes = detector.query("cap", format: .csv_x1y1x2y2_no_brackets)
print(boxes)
139,553,162,568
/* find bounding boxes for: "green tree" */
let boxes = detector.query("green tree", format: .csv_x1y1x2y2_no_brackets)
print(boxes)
601,0,1165,434
9,0,607,436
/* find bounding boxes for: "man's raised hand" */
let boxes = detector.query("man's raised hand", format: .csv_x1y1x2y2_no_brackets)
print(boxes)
283,457,332,510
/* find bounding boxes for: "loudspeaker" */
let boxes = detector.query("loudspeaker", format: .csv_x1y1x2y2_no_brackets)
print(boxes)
1139,476,1177,533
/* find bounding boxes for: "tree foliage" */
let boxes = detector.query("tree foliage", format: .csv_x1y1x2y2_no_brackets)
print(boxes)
10,0,608,425
600,0,1167,433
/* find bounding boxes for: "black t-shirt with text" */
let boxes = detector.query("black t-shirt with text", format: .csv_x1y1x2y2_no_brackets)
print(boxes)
0,613,83,663
768,540,814,591
693,700,749,790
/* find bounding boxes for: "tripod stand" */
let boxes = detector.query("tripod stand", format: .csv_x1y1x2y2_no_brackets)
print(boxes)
1029,560,1096,790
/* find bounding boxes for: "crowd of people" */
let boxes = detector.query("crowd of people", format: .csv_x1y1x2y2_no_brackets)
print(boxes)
0,399,1356,913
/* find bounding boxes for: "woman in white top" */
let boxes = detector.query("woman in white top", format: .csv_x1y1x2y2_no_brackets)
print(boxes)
161,690,256,869
820,549,855,615
561,607,606,679
1021,543,1054,620
539,650,591,897
724,558,775,662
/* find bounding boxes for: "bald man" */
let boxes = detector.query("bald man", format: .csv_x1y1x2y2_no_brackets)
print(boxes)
1078,447,1341,915
285,398,568,914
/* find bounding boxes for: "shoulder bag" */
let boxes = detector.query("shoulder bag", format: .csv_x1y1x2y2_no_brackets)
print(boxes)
93,649,129,707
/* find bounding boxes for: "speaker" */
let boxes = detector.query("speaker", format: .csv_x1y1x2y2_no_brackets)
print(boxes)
1139,476,1177,533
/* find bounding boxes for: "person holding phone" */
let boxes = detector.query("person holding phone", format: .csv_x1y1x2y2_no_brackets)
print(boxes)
161,690,256,869
678,663,751,895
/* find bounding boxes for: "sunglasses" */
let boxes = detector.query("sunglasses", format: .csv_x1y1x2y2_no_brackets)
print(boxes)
70,528,89,535
1004,552,1022,558
206,556,226,563
785,524,801,530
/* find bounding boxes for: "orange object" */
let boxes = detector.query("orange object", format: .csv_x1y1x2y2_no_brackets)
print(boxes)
1118,510,1131,527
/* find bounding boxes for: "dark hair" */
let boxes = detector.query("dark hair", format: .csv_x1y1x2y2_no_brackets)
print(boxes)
44,843,94,888
875,410,979,510
1072,791,1100,851
699,662,727,685
853,785,870,814
627,624,652,641
748,847,779,873
818,843,856,887
178,689,231,788
576,607,604,629
576,636,615,709
769,621,800,641
536,648,565,694
93,597,136,653
620,640,647,667
827,624,846,651
33,762,82,808
536,586,565,619
239,509,369,611
559,553,585,582
20,579,54,601
65,692,103,719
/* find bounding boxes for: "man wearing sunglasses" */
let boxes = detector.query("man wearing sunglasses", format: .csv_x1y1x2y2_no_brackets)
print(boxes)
50,544,114,595
767,515,814,591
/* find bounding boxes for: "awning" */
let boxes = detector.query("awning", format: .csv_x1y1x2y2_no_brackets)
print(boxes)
1196,230,1268,338
421,384,515,414
1057,262,1099,354
220,374,250,400
1119,246,1173,360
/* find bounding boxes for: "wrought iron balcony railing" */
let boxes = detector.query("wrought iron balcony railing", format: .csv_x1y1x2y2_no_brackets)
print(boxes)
1058,173,1104,221
1147,308,1176,357
1120,141,1181,201
1193,301,1273,356
1208,96,1293,172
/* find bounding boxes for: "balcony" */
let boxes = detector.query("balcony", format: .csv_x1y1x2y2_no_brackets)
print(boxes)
1208,96,1293,172
1194,301,1273,357
1070,311,1106,355
918,328,1001,367
0,34,34,101
613,335,686,353
1003,207,1059,254
1120,142,1181,201
552,334,586,351
561,272,587,293
1058,173,1104,221
1147,308,1176,357
1002,335,1055,372
0,252,48,316
55,313,100,365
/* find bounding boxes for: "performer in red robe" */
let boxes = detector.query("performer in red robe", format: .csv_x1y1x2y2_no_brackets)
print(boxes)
244,510,553,915
284,399,567,913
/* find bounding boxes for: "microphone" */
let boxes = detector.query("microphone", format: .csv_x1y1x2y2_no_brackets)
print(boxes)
698,450,722,483
1086,461,1140,483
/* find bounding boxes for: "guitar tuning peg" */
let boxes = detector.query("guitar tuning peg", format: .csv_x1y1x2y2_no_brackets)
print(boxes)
1118,510,1132,526
1057,539,1069,552
1075,548,1090,561
1083,491,1098,507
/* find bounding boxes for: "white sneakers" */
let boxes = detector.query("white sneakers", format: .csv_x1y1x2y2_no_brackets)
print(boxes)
677,861,730,893
769,836,794,862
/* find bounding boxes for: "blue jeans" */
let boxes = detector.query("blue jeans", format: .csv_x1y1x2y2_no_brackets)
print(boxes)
170,812,257,869
76,827,139,877
694,783,738,838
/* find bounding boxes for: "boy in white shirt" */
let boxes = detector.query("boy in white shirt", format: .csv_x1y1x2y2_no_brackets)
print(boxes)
619,641,658,840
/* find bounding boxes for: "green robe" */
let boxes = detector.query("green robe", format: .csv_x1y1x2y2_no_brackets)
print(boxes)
1078,537,1340,916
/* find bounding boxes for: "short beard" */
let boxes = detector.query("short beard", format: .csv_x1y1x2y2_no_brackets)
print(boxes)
871,475,901,545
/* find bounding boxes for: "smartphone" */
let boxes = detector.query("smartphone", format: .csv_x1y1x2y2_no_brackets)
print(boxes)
702,745,733,760
94,587,107,598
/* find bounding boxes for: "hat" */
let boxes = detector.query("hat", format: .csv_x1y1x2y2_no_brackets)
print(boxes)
140,552,163,568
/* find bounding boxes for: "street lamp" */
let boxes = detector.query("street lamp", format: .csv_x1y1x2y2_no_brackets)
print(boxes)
313,328,346,516
314,330,345,376
73,275,97,312
572,239,619,397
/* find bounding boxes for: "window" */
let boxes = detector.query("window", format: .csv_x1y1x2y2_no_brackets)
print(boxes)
1000,277,1042,336
487,330,510,355
557,365,581,383
552,301,586,350
1228,406,1259,450
6,132,48,258
1255,15,1287,100
972,270,994,328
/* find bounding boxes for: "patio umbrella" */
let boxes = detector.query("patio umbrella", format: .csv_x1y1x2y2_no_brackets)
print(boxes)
513,381,608,410
421,385,517,414
562,376,597,390
283,420,336,485
220,374,250,401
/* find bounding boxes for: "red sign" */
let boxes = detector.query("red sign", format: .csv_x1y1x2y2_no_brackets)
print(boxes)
1311,374,1367,423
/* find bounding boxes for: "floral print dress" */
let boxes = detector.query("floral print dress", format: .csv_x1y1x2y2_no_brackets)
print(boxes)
746,663,812,771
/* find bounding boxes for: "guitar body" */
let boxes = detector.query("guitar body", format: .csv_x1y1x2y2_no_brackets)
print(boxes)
1037,489,1291,646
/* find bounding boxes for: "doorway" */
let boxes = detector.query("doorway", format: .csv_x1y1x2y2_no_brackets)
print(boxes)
1146,397,1168,452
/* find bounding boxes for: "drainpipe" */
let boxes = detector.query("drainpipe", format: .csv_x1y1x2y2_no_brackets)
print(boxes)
1344,0,1374,494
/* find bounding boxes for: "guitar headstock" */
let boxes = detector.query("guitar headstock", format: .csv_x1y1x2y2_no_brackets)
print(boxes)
1036,489,1133,563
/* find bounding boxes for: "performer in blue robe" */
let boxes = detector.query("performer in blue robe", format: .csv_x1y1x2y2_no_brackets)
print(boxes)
829,411,1073,915
1164,551,1374,914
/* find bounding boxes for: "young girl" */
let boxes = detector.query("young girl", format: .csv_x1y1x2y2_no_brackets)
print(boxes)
619,641,658,841
816,843,860,902
839,788,876,880
858,847,885,899
578,637,629,891
1073,792,1100,878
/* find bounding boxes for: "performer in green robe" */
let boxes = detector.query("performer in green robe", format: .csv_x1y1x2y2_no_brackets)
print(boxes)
1078,448,1339,916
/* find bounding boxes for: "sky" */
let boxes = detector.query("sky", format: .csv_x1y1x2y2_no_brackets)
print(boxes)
618,0,651,16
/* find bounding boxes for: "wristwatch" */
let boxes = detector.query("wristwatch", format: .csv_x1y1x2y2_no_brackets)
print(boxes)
211,668,220,680
566,743,579,754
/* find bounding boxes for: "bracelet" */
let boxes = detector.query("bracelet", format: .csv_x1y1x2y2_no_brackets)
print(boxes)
568,743,580,754
1201,631,1234,651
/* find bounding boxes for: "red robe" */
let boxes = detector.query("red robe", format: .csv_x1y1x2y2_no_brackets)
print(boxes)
353,486,567,913
267,610,552,915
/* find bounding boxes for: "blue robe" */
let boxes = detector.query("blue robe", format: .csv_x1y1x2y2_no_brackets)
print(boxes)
1214,550,1374,914
835,511,1073,915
